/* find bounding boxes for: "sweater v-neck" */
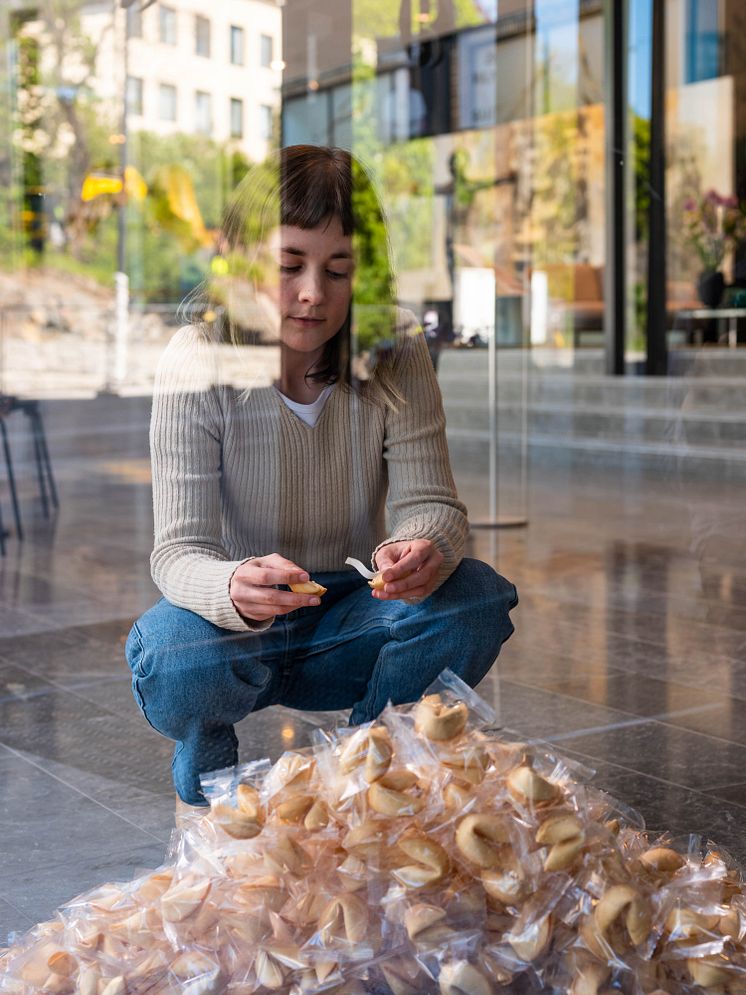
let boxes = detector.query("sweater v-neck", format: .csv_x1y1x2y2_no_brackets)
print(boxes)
273,382,336,430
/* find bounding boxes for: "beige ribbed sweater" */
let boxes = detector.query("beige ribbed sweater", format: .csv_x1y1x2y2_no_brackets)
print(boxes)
150,309,468,632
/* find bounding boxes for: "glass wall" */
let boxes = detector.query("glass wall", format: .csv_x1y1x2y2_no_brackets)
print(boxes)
2,0,746,959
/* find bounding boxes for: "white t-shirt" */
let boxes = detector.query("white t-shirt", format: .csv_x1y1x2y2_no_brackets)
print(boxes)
275,384,334,427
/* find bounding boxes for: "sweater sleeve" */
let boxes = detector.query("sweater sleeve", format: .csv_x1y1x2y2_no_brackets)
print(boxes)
372,311,469,588
149,326,272,633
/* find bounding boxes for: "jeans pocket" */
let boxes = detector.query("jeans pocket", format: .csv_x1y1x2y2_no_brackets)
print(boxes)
130,672,157,733
232,658,272,692
131,673,147,715
125,623,147,677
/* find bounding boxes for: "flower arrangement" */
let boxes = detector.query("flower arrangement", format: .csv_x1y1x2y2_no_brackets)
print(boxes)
683,189,746,272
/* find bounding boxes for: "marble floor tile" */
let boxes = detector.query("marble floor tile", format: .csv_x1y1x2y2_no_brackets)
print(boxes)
0,899,33,949
565,759,746,865
1,390,746,936
55,674,147,720
550,719,746,793
701,781,746,807
0,660,58,703
3,746,175,831
0,748,167,870
0,690,175,794
498,679,645,743
2,843,169,936
504,665,746,741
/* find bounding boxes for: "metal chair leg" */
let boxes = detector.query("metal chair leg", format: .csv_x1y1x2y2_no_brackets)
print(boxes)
31,404,58,509
0,416,23,540
31,417,49,519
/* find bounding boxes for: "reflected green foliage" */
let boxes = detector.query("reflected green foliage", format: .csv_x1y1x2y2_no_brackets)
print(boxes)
379,141,434,274
633,113,650,244
352,0,486,40
351,155,399,351
351,55,434,296
0,0,254,302
529,112,583,267
348,57,432,349
0,1,123,267
17,1,111,245
131,133,250,232
633,279,647,351
45,220,118,285
127,134,251,301
221,154,281,252
128,212,198,302
18,34,43,191
630,113,651,345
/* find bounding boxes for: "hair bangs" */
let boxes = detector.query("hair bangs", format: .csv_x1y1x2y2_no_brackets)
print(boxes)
280,146,353,234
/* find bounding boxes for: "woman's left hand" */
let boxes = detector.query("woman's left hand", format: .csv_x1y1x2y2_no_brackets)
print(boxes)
372,539,443,603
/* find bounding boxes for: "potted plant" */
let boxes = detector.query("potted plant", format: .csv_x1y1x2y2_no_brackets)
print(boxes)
683,190,746,307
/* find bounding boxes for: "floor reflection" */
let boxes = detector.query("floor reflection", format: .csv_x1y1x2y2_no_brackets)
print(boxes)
1,392,746,939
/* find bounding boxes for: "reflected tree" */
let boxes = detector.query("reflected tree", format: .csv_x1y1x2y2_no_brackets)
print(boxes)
14,0,119,250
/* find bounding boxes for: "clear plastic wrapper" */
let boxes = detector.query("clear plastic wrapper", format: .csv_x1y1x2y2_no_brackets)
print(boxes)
200,760,272,845
313,721,408,841
3,668,746,995
382,671,495,776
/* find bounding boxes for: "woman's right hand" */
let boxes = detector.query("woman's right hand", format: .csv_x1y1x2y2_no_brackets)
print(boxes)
229,554,321,622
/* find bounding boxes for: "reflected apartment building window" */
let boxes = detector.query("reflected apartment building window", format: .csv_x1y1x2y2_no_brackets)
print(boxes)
195,90,212,134
230,25,245,65
126,75,144,117
195,15,211,58
127,5,142,38
159,82,177,122
159,4,177,45
260,32,273,68
230,97,244,138
685,0,722,82
260,103,273,140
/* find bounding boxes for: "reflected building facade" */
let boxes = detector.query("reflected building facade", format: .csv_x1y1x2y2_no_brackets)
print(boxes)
281,0,746,365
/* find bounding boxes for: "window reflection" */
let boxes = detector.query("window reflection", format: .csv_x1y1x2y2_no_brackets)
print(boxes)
159,3,177,46
230,24,245,65
158,81,177,122
194,90,213,135
195,14,211,58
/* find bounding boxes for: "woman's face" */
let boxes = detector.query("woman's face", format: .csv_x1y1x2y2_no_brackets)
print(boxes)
268,217,354,355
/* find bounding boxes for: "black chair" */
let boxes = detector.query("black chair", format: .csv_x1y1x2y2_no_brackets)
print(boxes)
0,395,58,552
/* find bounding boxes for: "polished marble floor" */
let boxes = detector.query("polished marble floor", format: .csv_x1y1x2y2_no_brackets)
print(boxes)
1,392,745,943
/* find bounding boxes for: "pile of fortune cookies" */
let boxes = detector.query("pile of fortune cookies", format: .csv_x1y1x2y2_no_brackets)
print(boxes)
2,670,745,995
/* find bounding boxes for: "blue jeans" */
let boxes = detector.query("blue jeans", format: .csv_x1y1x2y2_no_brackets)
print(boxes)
125,558,518,804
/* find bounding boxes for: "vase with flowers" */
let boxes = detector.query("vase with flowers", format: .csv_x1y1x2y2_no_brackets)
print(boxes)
683,190,746,307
